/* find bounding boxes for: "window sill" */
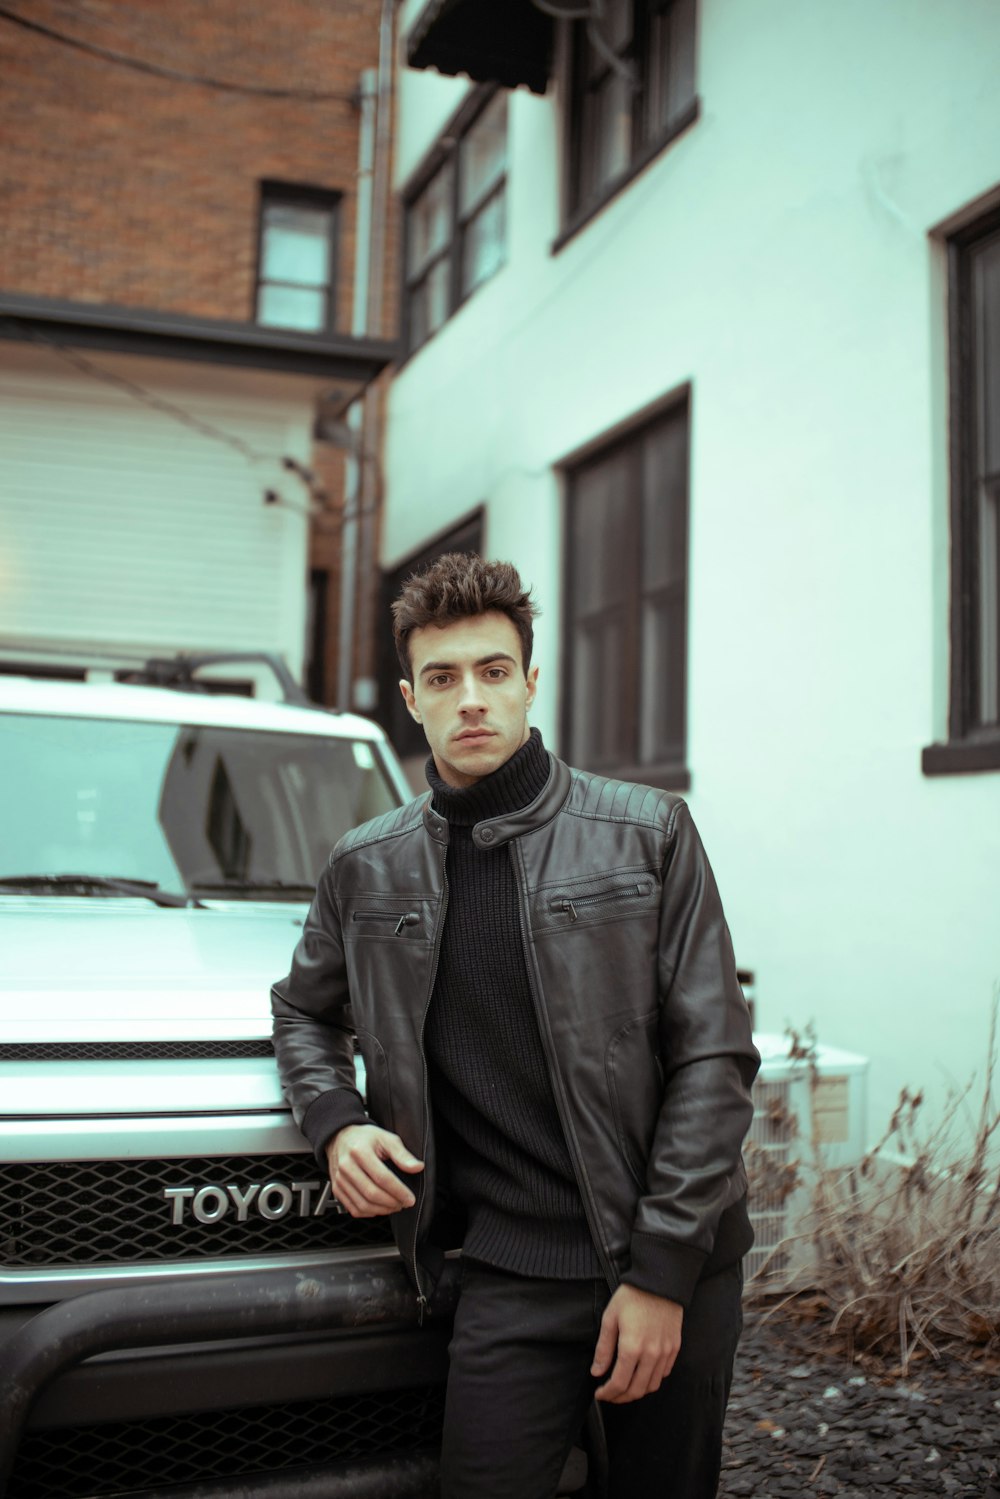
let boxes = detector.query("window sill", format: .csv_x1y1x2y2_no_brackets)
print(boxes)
551,98,700,257
921,735,1000,775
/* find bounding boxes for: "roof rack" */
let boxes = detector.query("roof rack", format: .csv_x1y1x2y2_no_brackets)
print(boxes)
0,645,312,707
118,653,310,706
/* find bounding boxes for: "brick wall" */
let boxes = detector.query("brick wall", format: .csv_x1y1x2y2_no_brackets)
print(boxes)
0,0,398,335
0,0,401,707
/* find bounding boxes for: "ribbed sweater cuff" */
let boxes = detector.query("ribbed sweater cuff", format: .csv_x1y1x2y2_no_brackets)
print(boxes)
623,1232,708,1309
301,1086,369,1168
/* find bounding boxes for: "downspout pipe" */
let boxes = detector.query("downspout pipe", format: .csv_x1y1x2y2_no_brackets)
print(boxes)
353,0,396,712
337,66,379,710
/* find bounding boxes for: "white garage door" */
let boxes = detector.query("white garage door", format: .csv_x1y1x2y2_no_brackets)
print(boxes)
0,344,311,677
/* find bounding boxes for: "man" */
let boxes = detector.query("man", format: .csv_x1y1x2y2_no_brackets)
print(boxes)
271,553,759,1499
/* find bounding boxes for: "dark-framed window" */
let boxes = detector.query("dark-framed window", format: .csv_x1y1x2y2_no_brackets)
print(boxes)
377,510,486,760
924,206,1000,775
255,184,340,334
561,0,697,239
562,398,690,787
404,89,507,356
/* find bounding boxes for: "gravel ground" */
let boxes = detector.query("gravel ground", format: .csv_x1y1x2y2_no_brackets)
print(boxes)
720,1314,1000,1498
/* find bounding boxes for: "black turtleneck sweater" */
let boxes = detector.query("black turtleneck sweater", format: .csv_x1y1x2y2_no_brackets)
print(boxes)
425,730,602,1280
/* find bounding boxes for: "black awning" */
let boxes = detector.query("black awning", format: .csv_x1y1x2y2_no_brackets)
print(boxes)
406,0,555,96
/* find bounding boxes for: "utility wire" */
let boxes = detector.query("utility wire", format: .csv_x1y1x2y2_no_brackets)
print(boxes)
0,5,357,103
0,315,391,528
0,316,274,465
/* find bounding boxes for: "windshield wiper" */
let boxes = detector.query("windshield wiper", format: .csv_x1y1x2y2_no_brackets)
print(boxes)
192,878,316,897
0,875,206,909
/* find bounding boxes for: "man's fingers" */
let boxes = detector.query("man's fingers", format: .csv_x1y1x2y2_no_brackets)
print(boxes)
595,1345,640,1402
330,1126,425,1215
337,1172,406,1213
381,1135,425,1174
590,1307,619,1377
592,1284,683,1401
344,1149,416,1205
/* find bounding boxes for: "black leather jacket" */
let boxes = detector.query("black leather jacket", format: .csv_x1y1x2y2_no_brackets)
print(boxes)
271,753,759,1309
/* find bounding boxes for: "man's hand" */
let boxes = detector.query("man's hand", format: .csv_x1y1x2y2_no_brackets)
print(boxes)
591,1284,684,1404
326,1123,424,1217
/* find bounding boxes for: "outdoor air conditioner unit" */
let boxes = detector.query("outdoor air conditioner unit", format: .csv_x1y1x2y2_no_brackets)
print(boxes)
745,1032,869,1282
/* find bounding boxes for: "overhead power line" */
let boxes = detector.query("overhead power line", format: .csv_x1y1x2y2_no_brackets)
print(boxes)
0,316,273,466
0,5,356,103
0,315,388,531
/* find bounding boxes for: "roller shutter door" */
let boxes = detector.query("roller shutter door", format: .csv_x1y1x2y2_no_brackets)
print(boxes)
0,346,311,675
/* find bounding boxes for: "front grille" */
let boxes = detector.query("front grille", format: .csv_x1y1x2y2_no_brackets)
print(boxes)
9,1386,445,1499
0,1040,273,1061
1,1154,393,1267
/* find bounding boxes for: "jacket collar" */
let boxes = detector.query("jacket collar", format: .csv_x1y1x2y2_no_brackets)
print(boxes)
421,752,572,848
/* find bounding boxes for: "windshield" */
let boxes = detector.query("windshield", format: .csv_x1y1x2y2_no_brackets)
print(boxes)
0,714,401,900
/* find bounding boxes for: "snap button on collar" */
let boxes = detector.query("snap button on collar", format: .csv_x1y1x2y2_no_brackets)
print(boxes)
478,826,496,845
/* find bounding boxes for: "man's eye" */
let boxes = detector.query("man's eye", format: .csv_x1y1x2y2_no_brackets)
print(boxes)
429,675,450,687
486,668,507,680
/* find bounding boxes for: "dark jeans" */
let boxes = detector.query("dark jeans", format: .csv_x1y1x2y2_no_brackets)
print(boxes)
440,1258,744,1499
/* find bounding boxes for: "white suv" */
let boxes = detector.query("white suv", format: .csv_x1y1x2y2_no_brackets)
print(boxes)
0,662,456,1499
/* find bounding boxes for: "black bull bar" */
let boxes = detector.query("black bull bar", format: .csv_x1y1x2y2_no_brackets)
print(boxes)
0,1257,461,1499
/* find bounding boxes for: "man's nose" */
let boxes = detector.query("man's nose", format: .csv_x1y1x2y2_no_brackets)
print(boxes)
457,673,487,712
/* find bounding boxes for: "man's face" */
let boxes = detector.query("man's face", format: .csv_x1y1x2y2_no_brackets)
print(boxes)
400,611,538,789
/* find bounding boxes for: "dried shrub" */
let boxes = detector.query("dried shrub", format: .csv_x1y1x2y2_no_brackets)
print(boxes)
746,998,1000,1374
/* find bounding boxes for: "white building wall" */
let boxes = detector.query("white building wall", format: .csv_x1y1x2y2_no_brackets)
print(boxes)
385,0,1000,1139
0,344,315,678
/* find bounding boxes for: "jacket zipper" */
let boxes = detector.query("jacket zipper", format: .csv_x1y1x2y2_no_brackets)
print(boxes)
410,857,448,1322
512,842,620,1290
352,910,420,936
549,881,652,923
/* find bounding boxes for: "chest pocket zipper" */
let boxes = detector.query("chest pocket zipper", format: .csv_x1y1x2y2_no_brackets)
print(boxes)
352,910,420,935
549,881,653,923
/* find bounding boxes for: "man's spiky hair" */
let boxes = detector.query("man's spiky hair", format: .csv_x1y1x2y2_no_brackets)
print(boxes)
391,553,539,681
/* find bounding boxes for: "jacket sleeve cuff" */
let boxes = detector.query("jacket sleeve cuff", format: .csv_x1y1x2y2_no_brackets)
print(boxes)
301,1086,369,1168
622,1231,708,1309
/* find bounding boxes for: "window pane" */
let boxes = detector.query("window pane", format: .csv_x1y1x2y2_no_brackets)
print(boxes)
642,413,688,590
979,476,1000,724
570,613,628,769
640,595,685,764
257,283,327,332
408,164,454,278
971,229,1000,724
459,93,507,215
261,203,331,286
590,0,632,63
410,258,451,349
565,406,689,774
461,190,506,297
972,230,1000,476
580,70,632,203
569,450,632,617
666,0,697,120
646,0,697,137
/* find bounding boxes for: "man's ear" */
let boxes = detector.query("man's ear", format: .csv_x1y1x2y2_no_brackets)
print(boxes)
399,678,421,723
525,665,539,711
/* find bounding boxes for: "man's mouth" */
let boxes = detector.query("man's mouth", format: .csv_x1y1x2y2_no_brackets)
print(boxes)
455,729,494,743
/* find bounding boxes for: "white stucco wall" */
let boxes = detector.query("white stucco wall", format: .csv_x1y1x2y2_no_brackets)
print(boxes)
385,0,1000,1141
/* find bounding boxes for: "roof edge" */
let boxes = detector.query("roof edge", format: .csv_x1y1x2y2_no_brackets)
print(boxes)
0,290,399,385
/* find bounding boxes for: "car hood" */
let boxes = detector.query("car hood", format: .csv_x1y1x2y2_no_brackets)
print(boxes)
0,897,323,1117
0,896,306,1040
